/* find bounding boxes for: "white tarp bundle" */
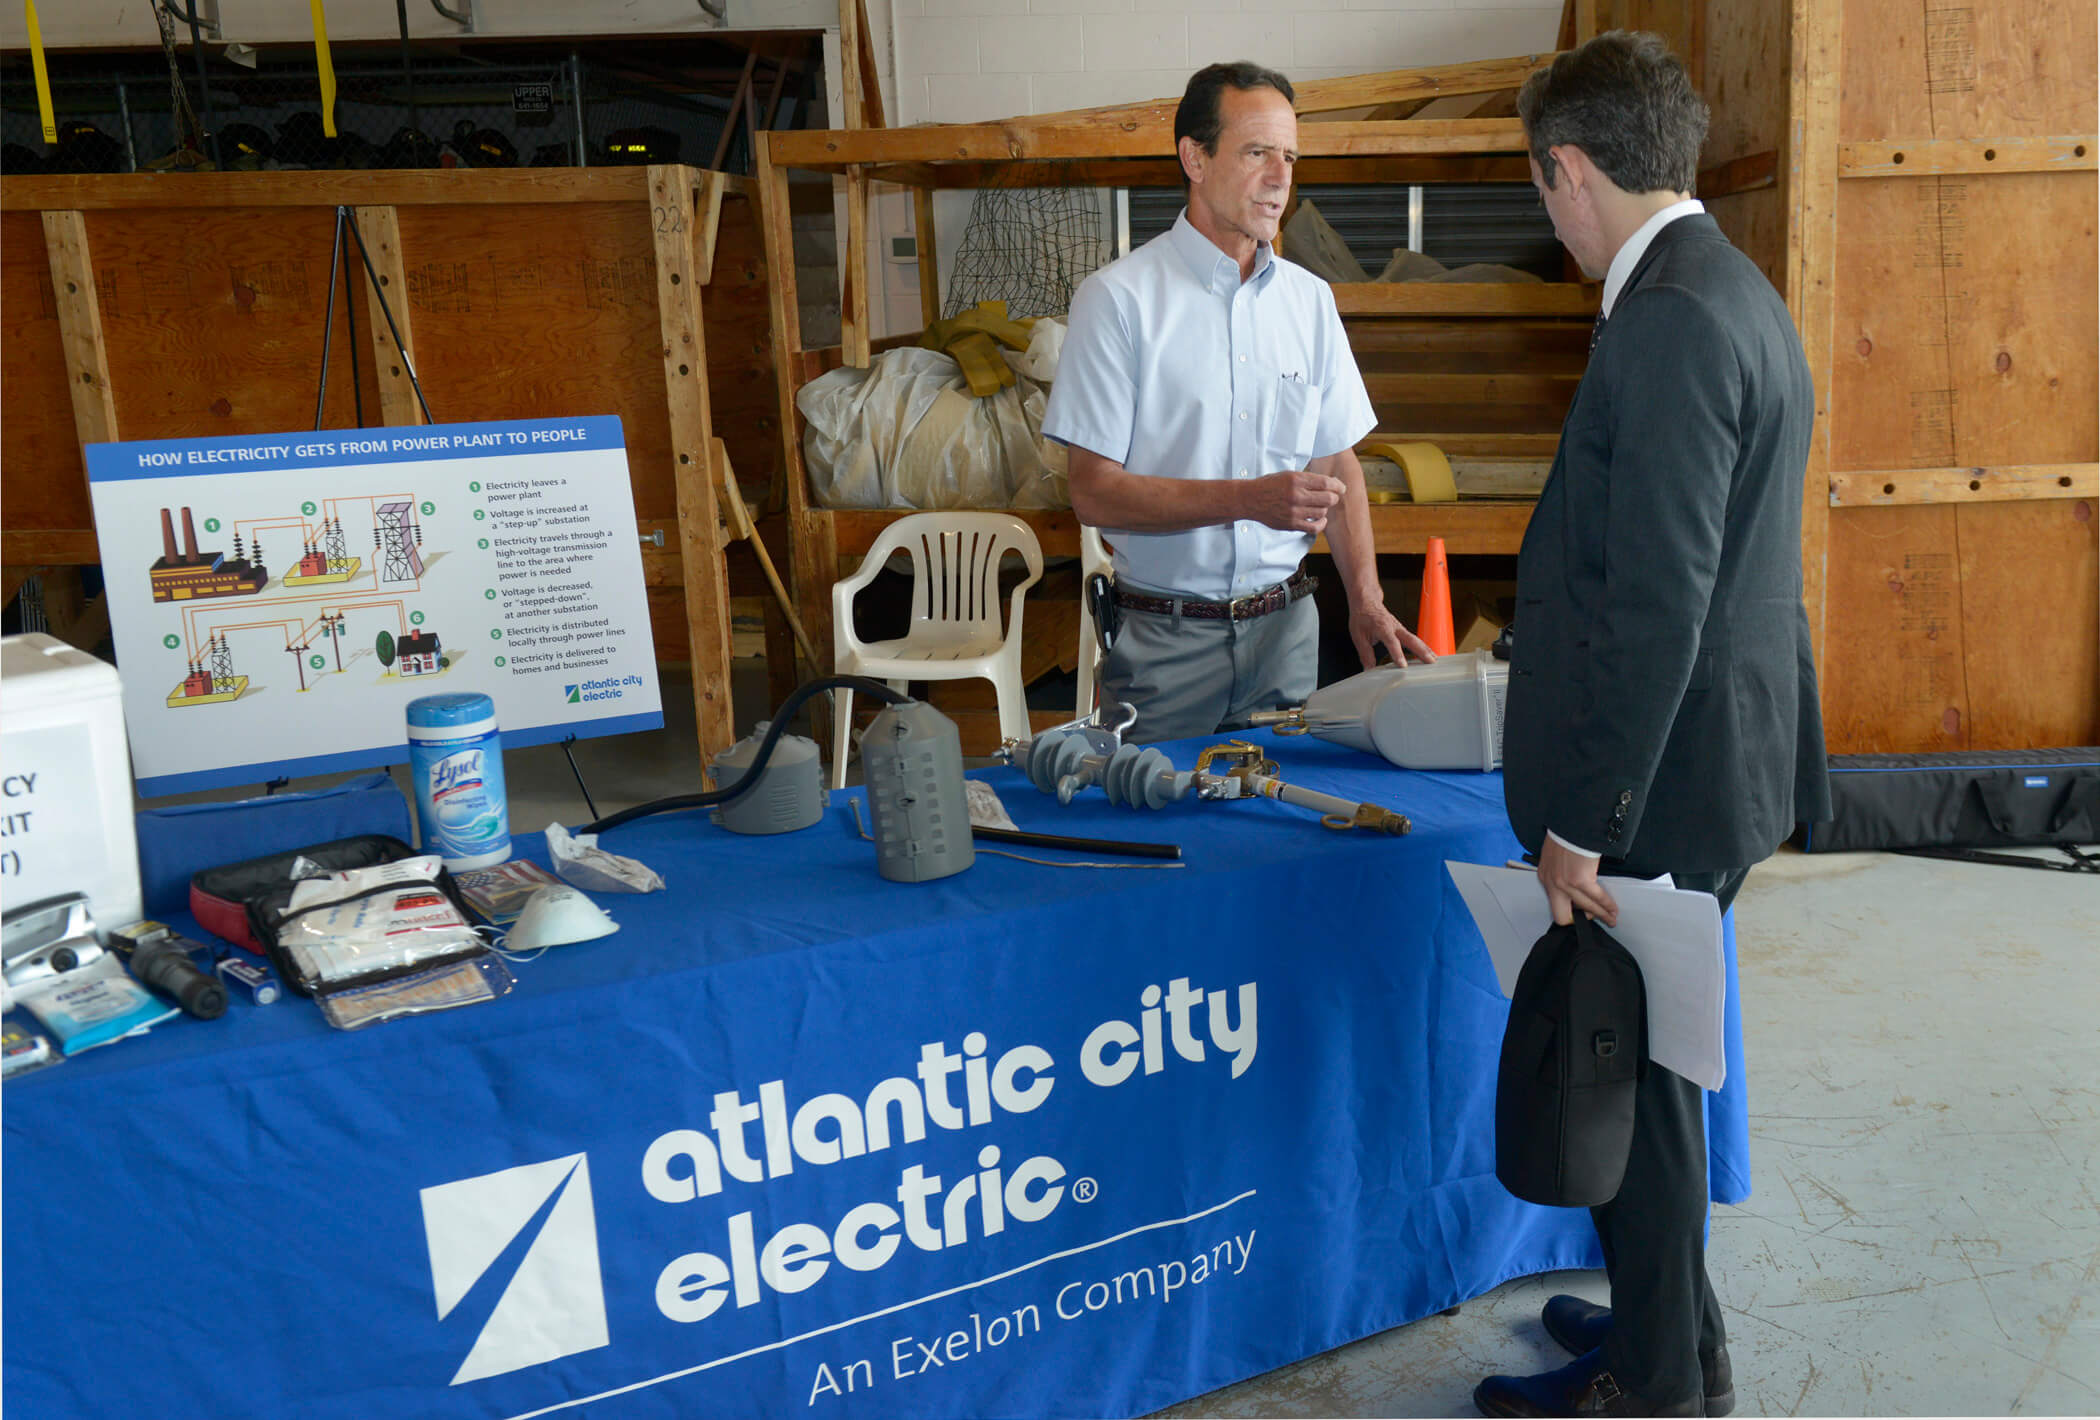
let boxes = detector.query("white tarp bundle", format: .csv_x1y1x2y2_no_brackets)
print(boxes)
798,318,1070,510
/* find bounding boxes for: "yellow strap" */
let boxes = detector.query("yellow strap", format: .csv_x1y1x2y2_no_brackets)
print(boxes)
1361,440,1456,503
310,0,338,138
923,300,1033,354
945,330,1014,398
25,0,57,144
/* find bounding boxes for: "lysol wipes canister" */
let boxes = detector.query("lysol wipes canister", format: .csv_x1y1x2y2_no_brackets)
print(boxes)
406,692,511,871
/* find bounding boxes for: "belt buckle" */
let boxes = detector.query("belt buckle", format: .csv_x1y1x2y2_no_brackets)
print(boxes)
1227,591,1261,621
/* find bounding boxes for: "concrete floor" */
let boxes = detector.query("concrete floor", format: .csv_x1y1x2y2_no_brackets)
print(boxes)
173,665,2100,1418
1154,845,2099,1418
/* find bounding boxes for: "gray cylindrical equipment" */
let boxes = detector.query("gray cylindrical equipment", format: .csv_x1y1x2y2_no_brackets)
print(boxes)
860,699,973,882
708,722,828,834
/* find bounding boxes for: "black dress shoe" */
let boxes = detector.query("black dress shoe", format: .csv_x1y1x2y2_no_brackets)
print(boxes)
1474,1349,1700,1417
1540,1297,1734,1417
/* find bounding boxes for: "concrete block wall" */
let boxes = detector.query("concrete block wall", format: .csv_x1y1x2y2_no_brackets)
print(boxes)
883,1,1565,126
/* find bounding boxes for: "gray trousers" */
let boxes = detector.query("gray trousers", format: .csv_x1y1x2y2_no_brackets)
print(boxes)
1099,585,1318,744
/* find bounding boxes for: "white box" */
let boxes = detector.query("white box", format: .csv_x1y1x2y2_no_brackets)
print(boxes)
1,634,144,931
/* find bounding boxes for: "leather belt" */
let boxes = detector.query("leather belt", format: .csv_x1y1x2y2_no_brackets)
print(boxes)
1112,571,1318,622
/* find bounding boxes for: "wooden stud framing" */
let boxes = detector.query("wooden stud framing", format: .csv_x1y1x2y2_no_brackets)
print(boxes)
842,167,871,368
1838,135,2098,179
1788,0,1840,680
912,186,940,328
859,154,1533,191
350,204,423,428
1334,284,1597,317
651,165,739,761
40,210,119,448
756,136,839,683
1696,149,1777,199
767,118,1530,171
1828,463,2099,508
1,169,656,212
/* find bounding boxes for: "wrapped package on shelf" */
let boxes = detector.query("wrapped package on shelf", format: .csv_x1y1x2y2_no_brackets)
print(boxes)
798,318,1069,511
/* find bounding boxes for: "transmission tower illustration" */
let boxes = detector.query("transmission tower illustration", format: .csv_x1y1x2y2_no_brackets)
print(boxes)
207,631,236,694
374,502,426,584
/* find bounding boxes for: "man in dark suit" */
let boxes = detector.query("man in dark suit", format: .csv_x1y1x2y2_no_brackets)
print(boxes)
1476,31,1832,1420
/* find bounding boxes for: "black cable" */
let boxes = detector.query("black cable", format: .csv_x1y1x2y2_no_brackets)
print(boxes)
396,0,417,141
973,826,1180,860
560,735,599,821
583,676,905,834
344,259,364,426
314,207,347,431
176,0,222,169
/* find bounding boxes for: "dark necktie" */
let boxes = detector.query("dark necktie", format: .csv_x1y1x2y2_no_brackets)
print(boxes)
1590,307,1607,353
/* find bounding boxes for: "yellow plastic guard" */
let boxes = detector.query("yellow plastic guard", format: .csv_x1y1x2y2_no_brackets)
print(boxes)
310,0,338,137
1362,441,1456,503
25,0,56,144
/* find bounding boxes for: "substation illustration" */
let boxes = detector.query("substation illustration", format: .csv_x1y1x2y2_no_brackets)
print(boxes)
153,494,455,707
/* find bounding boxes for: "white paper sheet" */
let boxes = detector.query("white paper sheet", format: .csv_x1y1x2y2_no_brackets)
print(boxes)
1446,862,1728,1091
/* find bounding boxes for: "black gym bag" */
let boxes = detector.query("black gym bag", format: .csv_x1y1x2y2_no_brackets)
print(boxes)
1798,748,2100,854
1495,915,1647,1208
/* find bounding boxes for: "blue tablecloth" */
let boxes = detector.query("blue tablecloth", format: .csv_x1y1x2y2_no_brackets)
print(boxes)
2,736,1748,1419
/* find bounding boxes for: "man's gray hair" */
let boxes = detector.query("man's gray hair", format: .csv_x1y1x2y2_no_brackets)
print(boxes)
1517,31,1709,194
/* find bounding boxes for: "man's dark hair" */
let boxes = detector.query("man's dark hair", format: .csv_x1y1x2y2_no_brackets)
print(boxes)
1516,30,1708,194
1175,61,1296,164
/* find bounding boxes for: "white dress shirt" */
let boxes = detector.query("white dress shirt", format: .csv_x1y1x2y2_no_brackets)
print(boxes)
1043,211,1376,601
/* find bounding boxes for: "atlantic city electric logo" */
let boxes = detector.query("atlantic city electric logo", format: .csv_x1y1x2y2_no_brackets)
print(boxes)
565,684,581,703
421,1154,611,1384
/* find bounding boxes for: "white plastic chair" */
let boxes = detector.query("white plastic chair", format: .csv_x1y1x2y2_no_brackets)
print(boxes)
1073,524,1113,721
831,511,1044,788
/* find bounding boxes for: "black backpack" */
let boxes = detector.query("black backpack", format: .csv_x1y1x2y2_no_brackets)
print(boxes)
1495,915,1646,1207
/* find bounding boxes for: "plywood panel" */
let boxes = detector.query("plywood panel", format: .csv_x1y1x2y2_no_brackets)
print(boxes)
703,191,786,501
1830,173,2098,473
388,202,673,520
1841,1,2097,142
0,210,91,535
1822,504,1972,753
85,206,378,440
1705,185,1786,294
1955,497,2100,747
1829,176,1959,471
1927,2,2096,139
1942,172,2098,467
1701,0,1787,165
1838,1,1935,143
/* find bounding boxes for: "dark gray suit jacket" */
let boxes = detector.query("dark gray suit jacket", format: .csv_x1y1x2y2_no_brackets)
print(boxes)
1503,213,1832,875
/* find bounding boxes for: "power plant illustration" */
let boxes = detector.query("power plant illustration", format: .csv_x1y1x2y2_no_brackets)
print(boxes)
149,506,268,602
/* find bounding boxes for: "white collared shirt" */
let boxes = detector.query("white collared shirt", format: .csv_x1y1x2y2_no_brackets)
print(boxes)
1600,198,1705,317
1043,210,1376,601
1547,196,1705,863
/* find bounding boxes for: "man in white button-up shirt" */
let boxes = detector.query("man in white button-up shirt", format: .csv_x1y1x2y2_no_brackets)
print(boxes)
1043,62,1434,743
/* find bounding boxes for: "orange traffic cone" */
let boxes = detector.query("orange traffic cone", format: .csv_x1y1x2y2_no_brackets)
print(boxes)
1417,535,1456,657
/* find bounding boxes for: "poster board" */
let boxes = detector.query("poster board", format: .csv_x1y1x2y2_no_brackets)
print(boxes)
86,416,663,796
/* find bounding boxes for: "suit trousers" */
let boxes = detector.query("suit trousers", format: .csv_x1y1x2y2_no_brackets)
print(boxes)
1592,864,1749,1405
